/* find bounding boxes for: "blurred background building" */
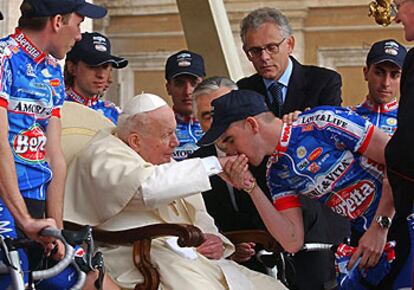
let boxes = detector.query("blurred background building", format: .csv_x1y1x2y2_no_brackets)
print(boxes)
1,0,410,107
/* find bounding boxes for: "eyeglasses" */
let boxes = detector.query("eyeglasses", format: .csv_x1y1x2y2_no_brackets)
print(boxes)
391,0,410,15
246,38,286,58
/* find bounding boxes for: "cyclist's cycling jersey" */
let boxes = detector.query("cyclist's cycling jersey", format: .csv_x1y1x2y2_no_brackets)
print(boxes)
0,29,65,200
0,30,78,290
173,112,204,161
352,98,398,136
65,87,120,124
267,106,382,233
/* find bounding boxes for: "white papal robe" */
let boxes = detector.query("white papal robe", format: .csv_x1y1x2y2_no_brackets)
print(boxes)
64,129,286,290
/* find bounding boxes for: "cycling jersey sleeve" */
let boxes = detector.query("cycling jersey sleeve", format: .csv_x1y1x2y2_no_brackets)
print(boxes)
297,106,374,154
272,191,301,211
267,163,302,211
0,48,12,108
50,62,65,118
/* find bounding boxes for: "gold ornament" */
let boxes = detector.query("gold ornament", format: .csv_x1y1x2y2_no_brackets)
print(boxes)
368,0,395,26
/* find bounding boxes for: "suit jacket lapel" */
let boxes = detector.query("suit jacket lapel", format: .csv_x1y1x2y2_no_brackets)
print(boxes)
283,57,307,115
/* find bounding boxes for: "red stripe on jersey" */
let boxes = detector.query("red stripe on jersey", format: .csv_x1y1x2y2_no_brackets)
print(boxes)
273,195,301,211
358,125,374,154
11,29,46,63
0,98,8,108
51,108,61,118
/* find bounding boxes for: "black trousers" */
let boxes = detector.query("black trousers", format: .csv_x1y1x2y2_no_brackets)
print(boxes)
375,170,414,289
251,159,351,290
16,198,46,271
286,196,350,290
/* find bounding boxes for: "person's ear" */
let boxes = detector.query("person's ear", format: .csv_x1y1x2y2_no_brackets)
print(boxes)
50,14,64,32
286,35,295,54
363,66,369,81
165,81,172,96
127,133,141,152
66,61,77,76
243,44,253,61
245,116,260,134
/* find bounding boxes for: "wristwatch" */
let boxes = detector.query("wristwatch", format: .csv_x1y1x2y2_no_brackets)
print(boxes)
375,216,392,229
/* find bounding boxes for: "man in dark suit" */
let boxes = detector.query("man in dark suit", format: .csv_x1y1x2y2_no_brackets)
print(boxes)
386,0,414,222
385,0,414,285
237,7,342,116
236,7,348,290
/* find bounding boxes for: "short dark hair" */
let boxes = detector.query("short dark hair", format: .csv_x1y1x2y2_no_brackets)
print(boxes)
63,58,80,88
18,0,72,31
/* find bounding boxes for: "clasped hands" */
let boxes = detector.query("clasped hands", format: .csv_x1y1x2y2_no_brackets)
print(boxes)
218,154,256,194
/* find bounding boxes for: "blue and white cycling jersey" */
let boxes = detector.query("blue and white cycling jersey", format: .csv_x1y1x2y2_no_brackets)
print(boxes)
267,106,382,233
0,29,65,200
173,112,204,161
0,29,79,290
65,87,120,124
352,98,398,136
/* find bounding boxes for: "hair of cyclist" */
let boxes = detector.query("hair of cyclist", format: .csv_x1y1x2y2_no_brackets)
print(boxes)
63,59,80,88
18,0,72,31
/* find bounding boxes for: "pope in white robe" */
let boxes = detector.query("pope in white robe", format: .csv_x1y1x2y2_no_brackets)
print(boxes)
63,93,287,290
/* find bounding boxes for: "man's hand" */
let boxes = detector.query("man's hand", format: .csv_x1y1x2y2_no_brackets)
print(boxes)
230,242,256,262
20,217,58,253
196,233,225,260
217,155,238,186
51,239,66,260
222,154,255,192
347,223,387,270
282,110,302,125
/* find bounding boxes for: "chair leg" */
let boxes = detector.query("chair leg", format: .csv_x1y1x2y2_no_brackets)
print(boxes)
133,239,160,290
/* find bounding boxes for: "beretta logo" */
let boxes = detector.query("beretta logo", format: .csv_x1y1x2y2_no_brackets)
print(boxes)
13,125,47,163
326,180,376,220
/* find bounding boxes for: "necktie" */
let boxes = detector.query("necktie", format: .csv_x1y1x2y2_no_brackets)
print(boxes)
268,82,284,117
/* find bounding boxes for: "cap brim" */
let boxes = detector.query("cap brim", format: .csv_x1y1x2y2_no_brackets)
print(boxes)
370,57,403,68
90,55,128,69
0,12,3,21
169,71,204,80
197,123,229,147
79,51,128,69
77,3,107,19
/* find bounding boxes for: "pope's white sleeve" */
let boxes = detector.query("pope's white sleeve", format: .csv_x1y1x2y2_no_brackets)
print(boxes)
139,157,222,208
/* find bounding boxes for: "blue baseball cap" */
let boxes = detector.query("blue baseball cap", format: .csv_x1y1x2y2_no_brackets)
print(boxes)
198,90,269,146
22,0,107,19
66,32,128,69
165,50,205,81
366,39,407,68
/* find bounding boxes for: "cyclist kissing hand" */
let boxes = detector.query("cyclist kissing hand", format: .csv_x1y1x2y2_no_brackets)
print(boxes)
223,154,254,191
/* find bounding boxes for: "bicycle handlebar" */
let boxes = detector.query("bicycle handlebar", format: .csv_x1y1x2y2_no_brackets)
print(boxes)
31,227,76,280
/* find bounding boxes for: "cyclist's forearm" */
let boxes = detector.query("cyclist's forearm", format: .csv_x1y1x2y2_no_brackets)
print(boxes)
46,161,66,228
248,185,304,253
374,172,395,219
45,118,66,229
0,133,32,228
